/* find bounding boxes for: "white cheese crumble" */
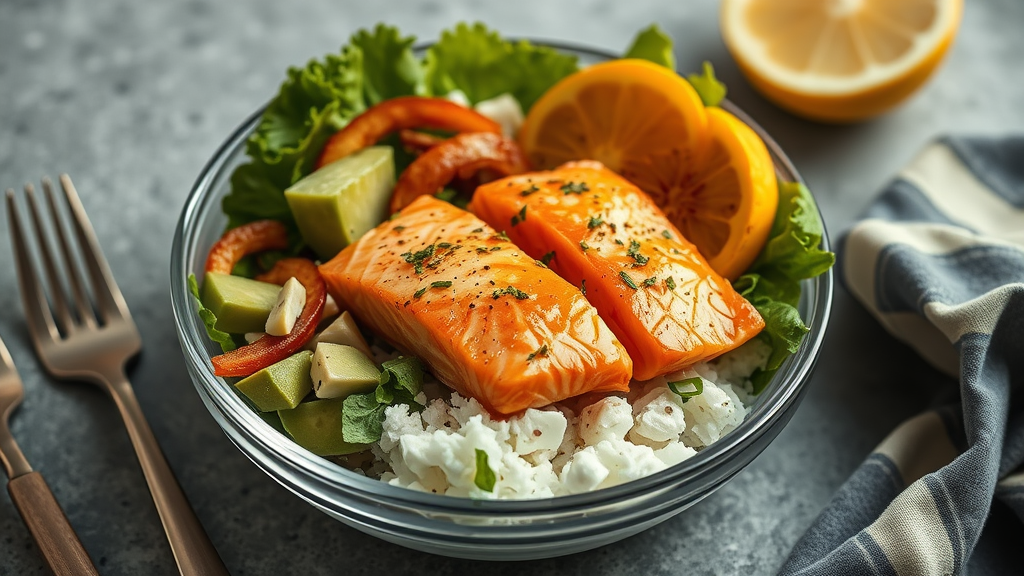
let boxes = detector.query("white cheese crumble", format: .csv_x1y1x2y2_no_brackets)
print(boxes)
265,276,305,336
369,340,771,498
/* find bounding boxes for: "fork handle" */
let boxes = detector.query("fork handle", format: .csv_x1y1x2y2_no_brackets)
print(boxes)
8,472,100,576
105,372,230,576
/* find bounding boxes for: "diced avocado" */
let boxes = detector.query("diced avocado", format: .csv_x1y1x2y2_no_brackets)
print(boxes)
307,311,373,358
235,351,313,412
201,272,281,334
278,399,367,456
258,411,288,436
311,343,380,399
285,146,396,260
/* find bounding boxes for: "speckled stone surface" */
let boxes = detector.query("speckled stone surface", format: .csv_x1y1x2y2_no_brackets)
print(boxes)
0,1,1022,574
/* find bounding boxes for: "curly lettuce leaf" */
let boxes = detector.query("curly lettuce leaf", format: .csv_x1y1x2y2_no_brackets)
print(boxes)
624,24,676,70
187,274,235,353
687,61,727,107
734,182,835,393
351,24,423,105
423,22,579,110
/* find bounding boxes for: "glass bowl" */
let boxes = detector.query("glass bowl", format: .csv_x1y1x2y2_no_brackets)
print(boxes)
169,42,833,561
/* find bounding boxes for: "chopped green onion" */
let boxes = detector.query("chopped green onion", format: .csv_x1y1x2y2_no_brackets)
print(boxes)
430,281,452,289
666,276,676,290
642,276,657,287
413,287,427,299
474,449,496,492
667,377,703,402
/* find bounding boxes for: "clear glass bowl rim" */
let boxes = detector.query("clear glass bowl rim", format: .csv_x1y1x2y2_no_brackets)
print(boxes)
169,39,833,518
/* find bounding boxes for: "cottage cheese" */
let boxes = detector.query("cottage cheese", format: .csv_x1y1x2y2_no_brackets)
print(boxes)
371,339,771,498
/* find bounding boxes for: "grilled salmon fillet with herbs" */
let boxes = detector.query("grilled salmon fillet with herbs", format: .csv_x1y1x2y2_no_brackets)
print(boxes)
468,161,764,381
318,195,632,415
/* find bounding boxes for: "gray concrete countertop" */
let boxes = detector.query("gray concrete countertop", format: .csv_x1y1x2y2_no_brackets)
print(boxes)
1,1,1022,574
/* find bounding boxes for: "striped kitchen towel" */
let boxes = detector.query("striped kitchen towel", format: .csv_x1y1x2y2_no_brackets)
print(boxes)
779,137,1024,576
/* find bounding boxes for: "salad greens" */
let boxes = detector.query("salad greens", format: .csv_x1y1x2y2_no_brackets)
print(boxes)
423,22,579,109
623,24,676,71
188,274,236,353
341,356,425,444
687,62,728,107
205,22,833,439
733,182,835,393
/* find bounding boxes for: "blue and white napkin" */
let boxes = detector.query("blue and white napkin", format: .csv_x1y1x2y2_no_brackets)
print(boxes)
780,137,1024,575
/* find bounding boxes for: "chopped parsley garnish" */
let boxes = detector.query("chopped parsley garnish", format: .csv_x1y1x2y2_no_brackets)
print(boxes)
661,229,673,239
540,251,556,265
490,246,501,251
666,276,677,290
474,449,496,492
476,247,488,254
561,181,589,195
672,248,682,255
492,286,530,300
579,240,590,252
581,279,587,295
535,259,547,268
430,281,452,289
614,238,624,246
510,205,527,227
587,215,604,229
642,276,658,287
471,227,484,233
494,230,510,241
527,344,549,361
626,239,650,266
393,225,406,232
413,287,427,299
520,185,540,196
667,377,703,402
619,271,639,290
401,244,435,274
437,242,452,248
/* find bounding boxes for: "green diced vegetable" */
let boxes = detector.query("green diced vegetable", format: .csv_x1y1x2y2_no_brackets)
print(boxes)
279,399,368,456
200,272,281,334
235,351,314,412
285,146,396,259
187,274,235,353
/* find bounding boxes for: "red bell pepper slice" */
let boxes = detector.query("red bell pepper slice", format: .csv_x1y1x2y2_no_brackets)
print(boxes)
388,132,529,213
399,129,445,154
316,96,501,169
205,220,289,274
211,258,326,377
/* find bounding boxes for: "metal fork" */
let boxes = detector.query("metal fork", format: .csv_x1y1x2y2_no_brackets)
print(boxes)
0,333,99,576
6,175,229,576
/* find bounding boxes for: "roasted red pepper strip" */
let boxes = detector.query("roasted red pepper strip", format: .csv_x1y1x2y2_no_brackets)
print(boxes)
211,258,326,377
316,96,501,169
388,132,529,213
205,220,289,274
399,129,445,154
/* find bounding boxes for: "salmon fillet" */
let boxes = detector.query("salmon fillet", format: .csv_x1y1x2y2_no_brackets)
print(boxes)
468,161,764,381
318,195,632,415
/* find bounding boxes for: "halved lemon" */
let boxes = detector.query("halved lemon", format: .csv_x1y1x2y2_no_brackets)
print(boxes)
519,59,778,279
722,0,963,122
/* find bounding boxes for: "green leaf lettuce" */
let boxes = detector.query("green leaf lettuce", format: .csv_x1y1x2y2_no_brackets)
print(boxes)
733,181,835,393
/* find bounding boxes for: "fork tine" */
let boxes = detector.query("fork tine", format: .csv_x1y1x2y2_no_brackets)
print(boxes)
25,182,77,336
42,178,99,330
56,174,131,323
6,189,61,344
